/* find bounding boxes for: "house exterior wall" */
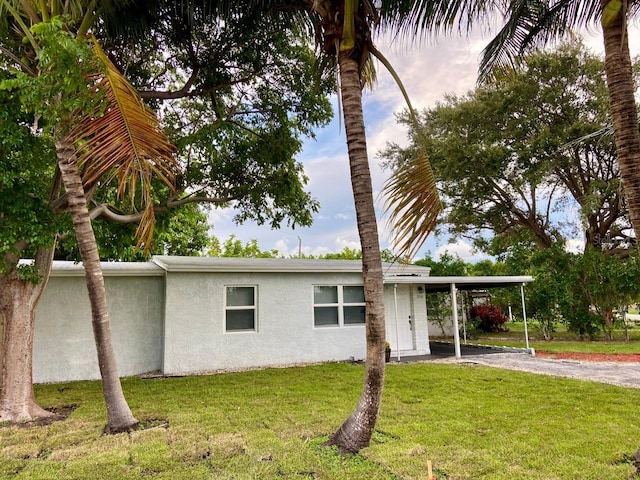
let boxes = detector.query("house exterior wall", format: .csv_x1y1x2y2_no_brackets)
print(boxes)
33,275,164,383
31,260,431,383
162,271,368,375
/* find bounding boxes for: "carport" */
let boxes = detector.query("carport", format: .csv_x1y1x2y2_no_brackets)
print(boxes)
422,276,534,358
385,273,533,359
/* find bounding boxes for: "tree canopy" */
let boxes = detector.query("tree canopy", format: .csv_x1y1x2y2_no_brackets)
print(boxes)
97,3,333,231
381,42,631,255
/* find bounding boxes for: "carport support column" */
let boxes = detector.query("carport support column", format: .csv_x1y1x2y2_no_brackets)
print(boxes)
521,283,530,350
451,283,461,359
393,284,401,361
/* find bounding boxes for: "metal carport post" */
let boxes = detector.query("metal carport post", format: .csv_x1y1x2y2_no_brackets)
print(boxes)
521,283,530,350
450,282,461,359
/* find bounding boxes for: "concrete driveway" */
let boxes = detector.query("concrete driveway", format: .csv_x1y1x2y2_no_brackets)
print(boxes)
397,343,640,389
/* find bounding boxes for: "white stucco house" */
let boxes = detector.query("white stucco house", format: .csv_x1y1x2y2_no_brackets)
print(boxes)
32,256,532,384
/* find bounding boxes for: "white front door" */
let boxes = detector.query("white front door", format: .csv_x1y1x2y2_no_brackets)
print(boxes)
385,285,414,351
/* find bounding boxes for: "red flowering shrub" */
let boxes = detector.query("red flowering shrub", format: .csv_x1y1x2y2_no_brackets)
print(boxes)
469,304,509,333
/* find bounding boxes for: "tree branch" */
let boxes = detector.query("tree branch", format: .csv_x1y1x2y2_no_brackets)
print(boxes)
88,194,243,224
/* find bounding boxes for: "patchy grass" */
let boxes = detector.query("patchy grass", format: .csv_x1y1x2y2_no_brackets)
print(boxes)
469,322,640,354
1,362,639,479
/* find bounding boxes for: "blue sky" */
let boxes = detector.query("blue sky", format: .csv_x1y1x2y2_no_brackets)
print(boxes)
208,25,640,261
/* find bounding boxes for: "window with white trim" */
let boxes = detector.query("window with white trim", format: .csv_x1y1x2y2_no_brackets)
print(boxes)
225,286,257,331
313,285,365,327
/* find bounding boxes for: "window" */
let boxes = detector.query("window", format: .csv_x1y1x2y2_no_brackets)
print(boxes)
225,286,256,331
314,285,365,327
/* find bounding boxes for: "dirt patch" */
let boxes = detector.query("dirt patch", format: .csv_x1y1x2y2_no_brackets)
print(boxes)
3,404,79,429
536,351,640,362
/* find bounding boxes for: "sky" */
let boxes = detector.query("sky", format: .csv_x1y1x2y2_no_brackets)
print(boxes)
208,22,640,262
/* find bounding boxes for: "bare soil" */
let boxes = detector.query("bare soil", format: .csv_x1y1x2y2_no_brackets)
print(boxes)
536,351,640,362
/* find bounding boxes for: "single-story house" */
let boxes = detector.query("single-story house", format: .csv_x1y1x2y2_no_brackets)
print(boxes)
32,256,533,384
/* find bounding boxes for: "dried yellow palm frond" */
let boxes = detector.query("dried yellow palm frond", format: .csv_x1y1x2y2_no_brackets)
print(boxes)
71,38,178,250
370,43,441,260
382,150,442,261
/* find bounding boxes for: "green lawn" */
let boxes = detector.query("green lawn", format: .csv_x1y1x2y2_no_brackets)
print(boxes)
467,322,640,354
1,362,639,479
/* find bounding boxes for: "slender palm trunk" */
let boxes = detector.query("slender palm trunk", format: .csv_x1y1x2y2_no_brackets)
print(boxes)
0,247,54,422
325,53,386,453
55,136,138,433
601,2,640,245
602,11,640,466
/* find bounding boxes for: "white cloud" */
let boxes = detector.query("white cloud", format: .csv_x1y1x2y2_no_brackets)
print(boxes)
434,240,488,263
565,238,584,254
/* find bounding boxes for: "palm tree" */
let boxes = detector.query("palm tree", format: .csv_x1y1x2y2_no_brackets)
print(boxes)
475,0,640,247
0,2,176,432
271,0,443,452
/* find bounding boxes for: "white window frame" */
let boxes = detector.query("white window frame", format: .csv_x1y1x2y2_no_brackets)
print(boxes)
224,285,258,332
313,285,365,328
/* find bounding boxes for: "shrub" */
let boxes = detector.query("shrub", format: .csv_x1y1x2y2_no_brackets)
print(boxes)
469,304,509,333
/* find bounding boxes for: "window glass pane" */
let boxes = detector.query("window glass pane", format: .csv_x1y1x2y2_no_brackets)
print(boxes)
343,286,365,303
344,306,366,324
314,286,338,304
227,286,254,307
314,306,339,326
226,310,255,330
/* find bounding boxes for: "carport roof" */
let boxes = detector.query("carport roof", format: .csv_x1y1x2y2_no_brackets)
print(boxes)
419,275,534,292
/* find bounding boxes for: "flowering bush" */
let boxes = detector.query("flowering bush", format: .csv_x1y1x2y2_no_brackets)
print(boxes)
469,304,509,333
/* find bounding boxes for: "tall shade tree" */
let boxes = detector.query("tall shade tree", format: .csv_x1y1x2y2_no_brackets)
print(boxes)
0,74,59,424
0,3,177,432
475,1,640,247
1,1,331,428
382,42,631,256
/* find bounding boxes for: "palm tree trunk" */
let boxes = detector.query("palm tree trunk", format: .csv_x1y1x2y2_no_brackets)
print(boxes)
0,246,54,422
55,136,138,433
602,7,640,467
325,53,386,453
601,1,640,245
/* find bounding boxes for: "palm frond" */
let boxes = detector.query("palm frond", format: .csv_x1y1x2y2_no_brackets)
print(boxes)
381,0,500,39
369,42,441,259
479,0,601,83
383,151,441,261
71,38,178,249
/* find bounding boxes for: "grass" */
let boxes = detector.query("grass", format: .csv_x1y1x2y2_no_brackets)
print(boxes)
467,322,640,354
1,362,640,479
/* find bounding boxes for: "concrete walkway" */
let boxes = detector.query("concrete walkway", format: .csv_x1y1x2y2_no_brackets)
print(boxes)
396,343,640,389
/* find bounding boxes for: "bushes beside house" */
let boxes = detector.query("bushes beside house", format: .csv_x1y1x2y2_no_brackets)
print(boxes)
469,304,509,333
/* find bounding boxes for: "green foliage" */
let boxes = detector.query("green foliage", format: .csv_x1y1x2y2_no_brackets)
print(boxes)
318,247,362,260
499,243,640,339
1,18,101,130
415,252,469,275
0,67,61,275
206,234,279,258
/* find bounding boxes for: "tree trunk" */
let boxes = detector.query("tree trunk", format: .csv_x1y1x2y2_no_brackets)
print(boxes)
603,6,640,468
324,53,386,453
601,2,640,245
55,136,138,433
0,247,54,422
